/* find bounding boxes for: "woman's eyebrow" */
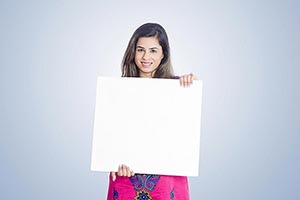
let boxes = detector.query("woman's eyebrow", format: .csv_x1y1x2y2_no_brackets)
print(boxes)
136,46,160,50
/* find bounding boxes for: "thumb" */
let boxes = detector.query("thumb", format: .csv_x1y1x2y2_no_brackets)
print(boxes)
111,172,116,182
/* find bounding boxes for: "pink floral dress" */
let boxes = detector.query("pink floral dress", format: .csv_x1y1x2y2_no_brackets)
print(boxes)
107,173,189,200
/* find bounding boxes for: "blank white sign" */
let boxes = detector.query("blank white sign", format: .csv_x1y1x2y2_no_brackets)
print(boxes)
91,77,202,176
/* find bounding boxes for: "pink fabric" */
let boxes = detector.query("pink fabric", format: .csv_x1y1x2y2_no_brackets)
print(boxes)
107,173,189,200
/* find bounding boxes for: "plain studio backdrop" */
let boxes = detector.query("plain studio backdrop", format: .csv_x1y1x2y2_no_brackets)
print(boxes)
0,0,299,200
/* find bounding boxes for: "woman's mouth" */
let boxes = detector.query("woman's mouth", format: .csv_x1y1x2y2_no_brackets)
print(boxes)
141,61,152,67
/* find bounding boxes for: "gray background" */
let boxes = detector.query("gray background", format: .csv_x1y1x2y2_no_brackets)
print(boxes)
0,0,299,199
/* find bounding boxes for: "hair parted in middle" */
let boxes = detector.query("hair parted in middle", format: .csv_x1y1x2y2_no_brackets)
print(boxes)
121,23,174,78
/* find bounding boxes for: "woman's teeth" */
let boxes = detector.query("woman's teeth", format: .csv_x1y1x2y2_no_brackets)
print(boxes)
142,62,151,66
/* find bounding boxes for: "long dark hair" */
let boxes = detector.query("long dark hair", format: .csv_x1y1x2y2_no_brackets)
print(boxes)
121,23,174,78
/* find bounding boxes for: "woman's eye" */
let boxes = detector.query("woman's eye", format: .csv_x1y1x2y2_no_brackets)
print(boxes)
137,48,144,52
150,49,157,53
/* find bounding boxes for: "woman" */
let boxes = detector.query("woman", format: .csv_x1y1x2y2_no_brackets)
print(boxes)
107,23,196,200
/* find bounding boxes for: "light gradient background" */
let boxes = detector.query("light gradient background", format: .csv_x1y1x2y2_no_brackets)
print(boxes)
0,0,299,200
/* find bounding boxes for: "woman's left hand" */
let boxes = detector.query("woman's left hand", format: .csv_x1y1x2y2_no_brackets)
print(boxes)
111,164,135,182
179,73,197,87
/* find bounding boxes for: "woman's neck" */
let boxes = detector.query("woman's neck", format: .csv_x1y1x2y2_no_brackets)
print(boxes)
139,70,156,78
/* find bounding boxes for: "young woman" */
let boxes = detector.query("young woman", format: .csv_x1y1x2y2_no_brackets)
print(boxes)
107,23,196,200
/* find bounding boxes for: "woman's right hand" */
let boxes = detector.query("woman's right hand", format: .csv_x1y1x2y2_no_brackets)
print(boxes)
179,73,198,87
111,164,135,181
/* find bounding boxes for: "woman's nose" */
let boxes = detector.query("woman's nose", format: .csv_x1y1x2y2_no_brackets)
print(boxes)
142,51,150,59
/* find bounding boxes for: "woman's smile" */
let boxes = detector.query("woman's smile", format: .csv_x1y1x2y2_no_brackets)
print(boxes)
141,61,153,67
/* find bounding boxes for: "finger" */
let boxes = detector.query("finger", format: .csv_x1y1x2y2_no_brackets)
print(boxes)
124,165,133,177
184,75,188,87
179,76,184,87
188,74,193,86
130,170,135,177
180,76,185,87
186,75,191,87
122,165,127,176
117,165,122,176
126,166,132,177
111,172,116,182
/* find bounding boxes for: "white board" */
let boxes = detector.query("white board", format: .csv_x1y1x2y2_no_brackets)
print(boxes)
91,77,202,176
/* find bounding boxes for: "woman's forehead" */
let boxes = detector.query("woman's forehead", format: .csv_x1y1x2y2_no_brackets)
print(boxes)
136,37,161,47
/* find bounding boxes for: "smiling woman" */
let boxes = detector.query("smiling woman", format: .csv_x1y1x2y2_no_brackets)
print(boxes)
106,22,197,200
121,23,174,79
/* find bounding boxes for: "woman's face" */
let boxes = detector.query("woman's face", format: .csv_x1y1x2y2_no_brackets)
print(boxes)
134,36,164,78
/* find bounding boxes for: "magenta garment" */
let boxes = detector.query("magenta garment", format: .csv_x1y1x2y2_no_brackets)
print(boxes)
107,173,189,200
